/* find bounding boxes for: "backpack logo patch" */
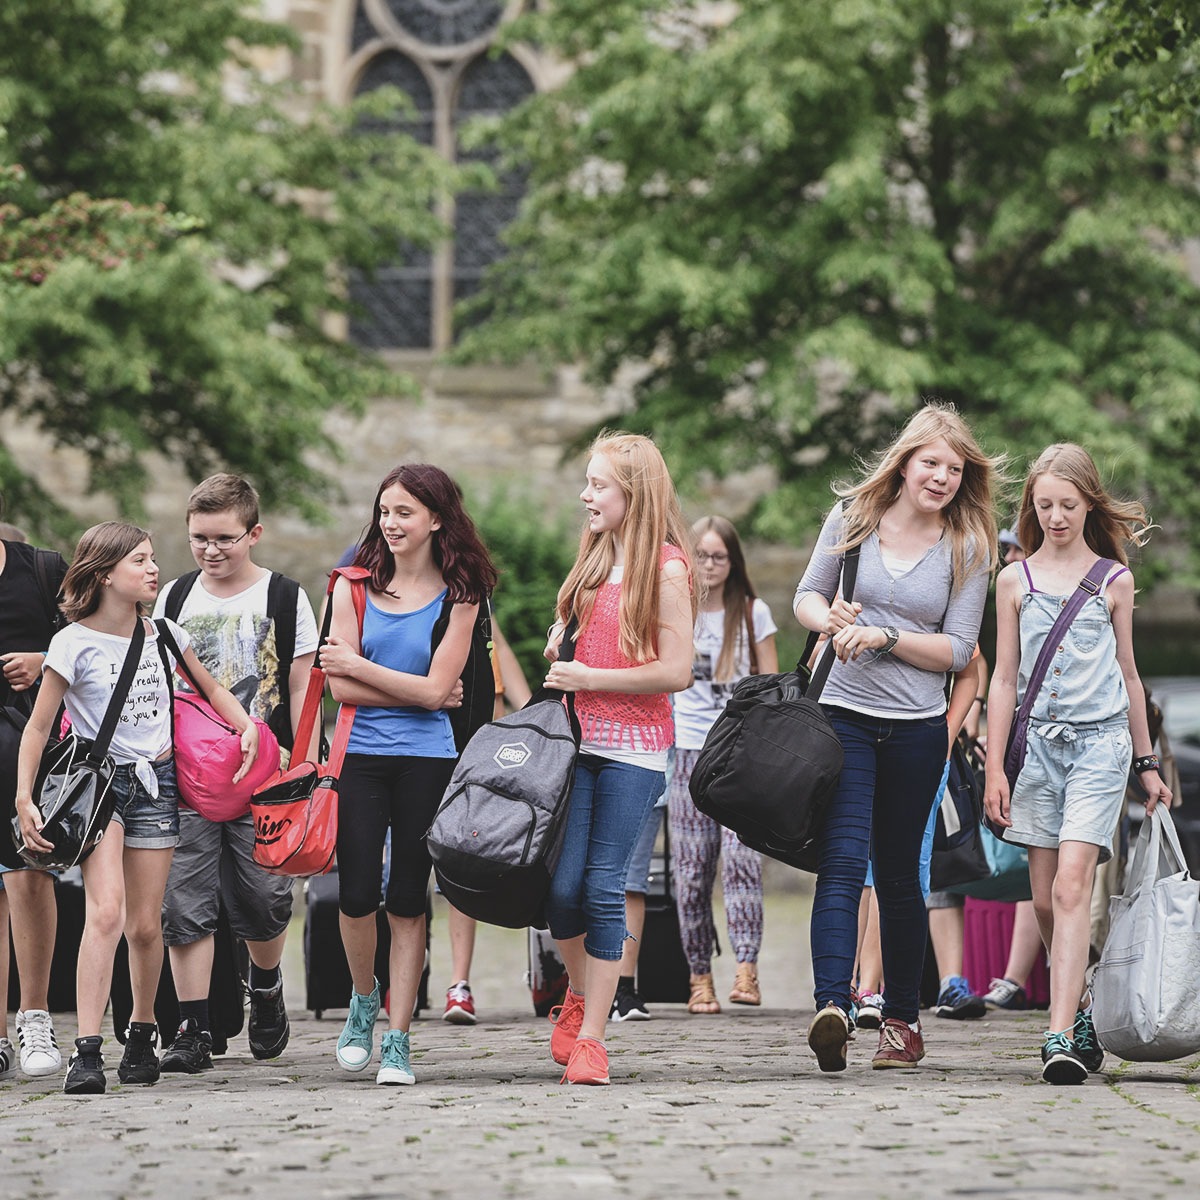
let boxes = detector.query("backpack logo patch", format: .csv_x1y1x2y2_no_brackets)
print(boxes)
494,741,531,770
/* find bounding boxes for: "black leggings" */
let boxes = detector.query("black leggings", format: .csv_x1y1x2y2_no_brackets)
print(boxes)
336,753,455,918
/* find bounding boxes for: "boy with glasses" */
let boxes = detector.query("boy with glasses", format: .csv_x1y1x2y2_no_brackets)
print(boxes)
152,474,318,1071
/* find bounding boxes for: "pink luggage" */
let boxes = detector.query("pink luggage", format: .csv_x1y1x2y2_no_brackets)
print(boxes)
963,898,1050,1008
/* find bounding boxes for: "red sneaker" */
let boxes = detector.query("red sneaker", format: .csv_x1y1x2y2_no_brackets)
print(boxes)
871,1018,926,1069
442,982,477,1025
561,1036,609,1085
549,986,585,1065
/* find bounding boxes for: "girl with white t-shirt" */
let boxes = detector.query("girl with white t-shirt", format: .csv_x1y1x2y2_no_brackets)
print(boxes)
669,516,778,1014
15,522,258,1096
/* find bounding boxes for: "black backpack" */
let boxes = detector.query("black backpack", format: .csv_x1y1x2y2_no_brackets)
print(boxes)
430,594,495,754
688,547,860,873
163,569,301,751
426,620,580,928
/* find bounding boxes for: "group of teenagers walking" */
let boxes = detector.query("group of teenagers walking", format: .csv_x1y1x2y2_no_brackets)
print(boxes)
1,402,1169,1094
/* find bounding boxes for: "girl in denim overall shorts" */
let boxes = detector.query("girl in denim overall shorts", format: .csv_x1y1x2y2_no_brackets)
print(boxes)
542,432,696,1085
15,522,258,1095
985,444,1170,1084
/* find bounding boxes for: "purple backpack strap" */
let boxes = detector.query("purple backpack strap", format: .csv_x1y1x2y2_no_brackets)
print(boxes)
1002,558,1116,793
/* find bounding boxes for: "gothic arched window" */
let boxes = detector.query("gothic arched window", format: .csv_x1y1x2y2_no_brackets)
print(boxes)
345,1,534,351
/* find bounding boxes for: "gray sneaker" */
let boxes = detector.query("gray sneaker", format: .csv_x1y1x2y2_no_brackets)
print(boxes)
983,977,1027,1011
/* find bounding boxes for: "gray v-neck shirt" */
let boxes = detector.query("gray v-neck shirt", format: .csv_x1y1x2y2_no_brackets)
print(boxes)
793,503,988,718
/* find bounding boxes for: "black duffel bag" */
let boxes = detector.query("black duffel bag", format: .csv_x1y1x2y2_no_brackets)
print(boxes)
688,547,859,872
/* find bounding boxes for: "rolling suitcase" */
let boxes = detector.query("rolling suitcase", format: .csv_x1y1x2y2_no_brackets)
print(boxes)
636,823,690,1003
302,869,432,1018
527,926,568,1017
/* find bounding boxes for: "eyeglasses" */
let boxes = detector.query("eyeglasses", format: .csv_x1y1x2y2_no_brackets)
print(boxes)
188,531,251,551
696,551,729,565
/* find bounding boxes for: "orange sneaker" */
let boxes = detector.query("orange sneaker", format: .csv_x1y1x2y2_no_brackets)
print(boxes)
561,1036,609,1085
549,986,586,1065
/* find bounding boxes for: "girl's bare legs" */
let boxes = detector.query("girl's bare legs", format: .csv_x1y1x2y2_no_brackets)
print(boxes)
386,913,427,1034
447,903,477,986
1003,899,1043,987
855,887,883,994
122,846,175,1025
1029,843,1100,1035
556,934,622,1042
76,829,128,1037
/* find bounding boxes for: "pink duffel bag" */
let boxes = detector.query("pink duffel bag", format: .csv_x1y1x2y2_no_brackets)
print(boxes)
155,621,280,822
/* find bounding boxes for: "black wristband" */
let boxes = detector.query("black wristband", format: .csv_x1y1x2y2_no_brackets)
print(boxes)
1133,754,1161,775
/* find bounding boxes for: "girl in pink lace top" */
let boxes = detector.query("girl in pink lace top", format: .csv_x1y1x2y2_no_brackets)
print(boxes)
541,432,695,1085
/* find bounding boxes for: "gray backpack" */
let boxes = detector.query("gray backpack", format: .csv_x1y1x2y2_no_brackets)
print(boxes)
427,621,581,929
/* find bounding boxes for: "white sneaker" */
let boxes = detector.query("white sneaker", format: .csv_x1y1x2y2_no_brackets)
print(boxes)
0,1036,16,1079
16,1010,63,1077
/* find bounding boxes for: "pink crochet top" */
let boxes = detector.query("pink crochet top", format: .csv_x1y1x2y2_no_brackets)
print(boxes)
573,544,688,752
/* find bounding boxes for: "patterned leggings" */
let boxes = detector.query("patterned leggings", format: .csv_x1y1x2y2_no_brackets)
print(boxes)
668,748,764,974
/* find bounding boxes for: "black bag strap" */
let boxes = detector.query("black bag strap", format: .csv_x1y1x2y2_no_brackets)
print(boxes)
89,620,147,762
524,616,582,744
803,544,861,702
154,620,212,705
1011,557,1116,734
162,570,201,622
265,572,300,745
31,547,66,631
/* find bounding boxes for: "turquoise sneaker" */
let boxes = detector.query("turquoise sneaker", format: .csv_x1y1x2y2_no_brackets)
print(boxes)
376,1030,416,1086
336,979,381,1072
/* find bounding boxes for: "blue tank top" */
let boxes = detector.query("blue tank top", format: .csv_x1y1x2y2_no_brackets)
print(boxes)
1016,560,1129,727
345,589,457,758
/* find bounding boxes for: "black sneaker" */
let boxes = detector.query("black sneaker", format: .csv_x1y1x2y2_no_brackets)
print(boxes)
248,983,290,1060
1073,1007,1105,1074
118,1022,161,1085
63,1036,106,1095
1041,1030,1089,1085
610,982,651,1022
160,1018,214,1074
933,975,987,1020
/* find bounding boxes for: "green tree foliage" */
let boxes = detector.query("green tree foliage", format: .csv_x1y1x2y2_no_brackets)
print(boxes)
461,0,1200,580
0,0,461,539
1042,1,1199,134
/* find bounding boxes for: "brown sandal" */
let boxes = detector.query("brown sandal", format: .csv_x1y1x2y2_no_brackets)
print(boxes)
687,973,721,1014
729,963,761,1006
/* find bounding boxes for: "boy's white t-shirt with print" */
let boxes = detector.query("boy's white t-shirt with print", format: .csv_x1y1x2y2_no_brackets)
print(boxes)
152,571,318,723
45,619,190,765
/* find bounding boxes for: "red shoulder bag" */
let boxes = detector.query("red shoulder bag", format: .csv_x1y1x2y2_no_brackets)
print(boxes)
250,566,367,876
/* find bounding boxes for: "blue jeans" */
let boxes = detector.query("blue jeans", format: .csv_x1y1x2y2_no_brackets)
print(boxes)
812,709,947,1023
545,754,665,961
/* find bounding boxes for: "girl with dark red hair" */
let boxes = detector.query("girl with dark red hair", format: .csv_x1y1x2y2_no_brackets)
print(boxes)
319,464,497,1086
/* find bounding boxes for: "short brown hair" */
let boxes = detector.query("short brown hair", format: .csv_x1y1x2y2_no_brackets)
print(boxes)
187,473,260,529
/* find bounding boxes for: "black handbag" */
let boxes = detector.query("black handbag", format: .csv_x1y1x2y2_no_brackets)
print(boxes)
10,619,146,871
688,547,860,873
928,735,990,891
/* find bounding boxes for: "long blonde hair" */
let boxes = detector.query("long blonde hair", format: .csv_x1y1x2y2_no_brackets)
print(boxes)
693,515,759,683
557,432,696,662
833,402,1001,590
1016,443,1152,565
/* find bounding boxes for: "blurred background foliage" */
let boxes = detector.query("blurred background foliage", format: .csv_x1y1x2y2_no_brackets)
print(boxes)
0,0,470,540
458,0,1200,586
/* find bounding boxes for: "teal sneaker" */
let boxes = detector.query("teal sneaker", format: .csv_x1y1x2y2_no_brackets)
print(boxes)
1041,1030,1088,1085
376,1029,416,1086
1073,1007,1104,1074
336,979,381,1072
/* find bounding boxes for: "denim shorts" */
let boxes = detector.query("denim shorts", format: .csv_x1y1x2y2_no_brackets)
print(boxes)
1007,720,1129,864
624,801,663,895
109,756,181,850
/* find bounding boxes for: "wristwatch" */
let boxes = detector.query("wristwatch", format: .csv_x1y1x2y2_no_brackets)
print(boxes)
879,625,901,654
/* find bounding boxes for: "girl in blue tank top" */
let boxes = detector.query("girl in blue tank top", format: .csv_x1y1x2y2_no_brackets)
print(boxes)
985,444,1170,1086
319,465,496,1086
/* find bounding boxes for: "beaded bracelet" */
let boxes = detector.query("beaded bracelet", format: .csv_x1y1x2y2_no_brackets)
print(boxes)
1133,754,1161,775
